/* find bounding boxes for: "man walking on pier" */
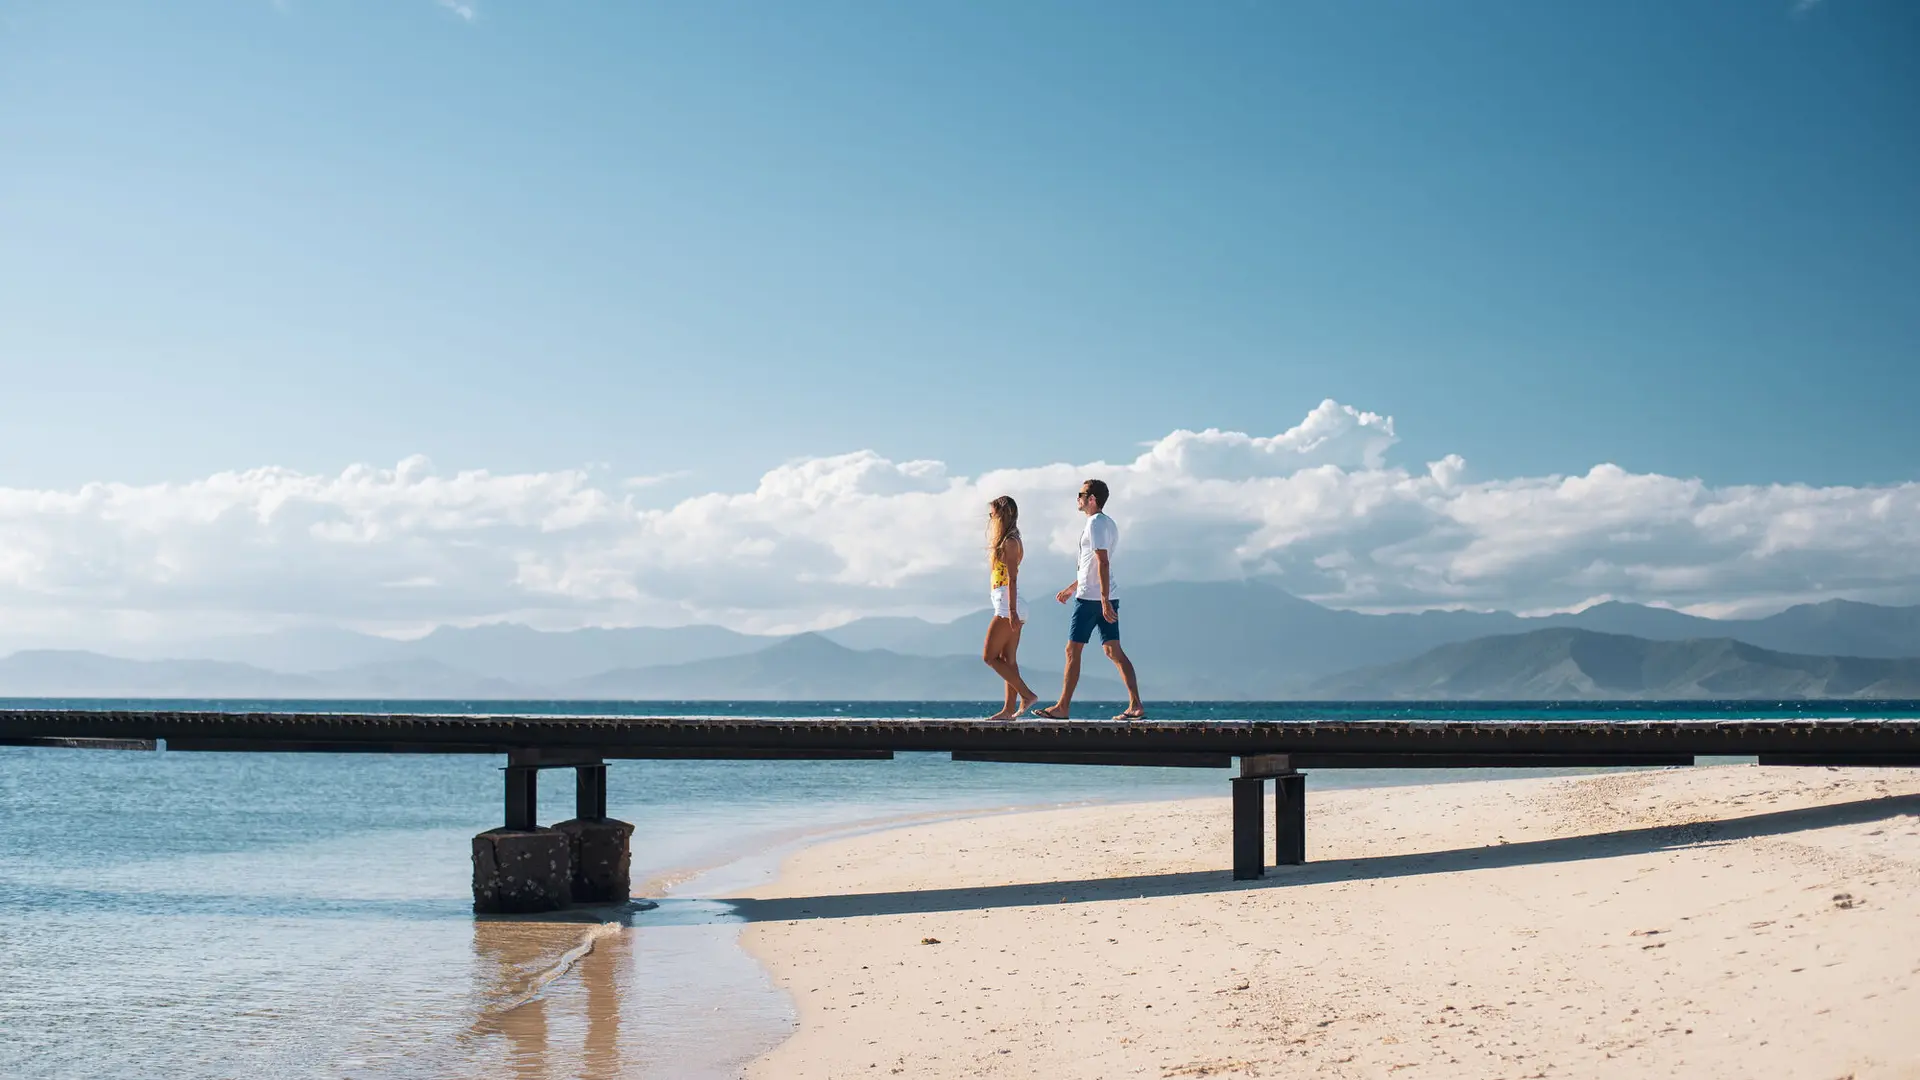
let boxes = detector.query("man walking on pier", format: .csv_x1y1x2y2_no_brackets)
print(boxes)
1030,479,1146,721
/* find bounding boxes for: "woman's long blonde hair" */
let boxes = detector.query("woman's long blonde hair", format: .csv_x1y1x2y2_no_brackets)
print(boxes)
987,495,1020,564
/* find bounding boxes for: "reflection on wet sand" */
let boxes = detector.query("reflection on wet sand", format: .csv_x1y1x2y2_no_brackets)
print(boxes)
467,911,633,1080
450,892,797,1080
504,998,549,1080
580,928,627,1080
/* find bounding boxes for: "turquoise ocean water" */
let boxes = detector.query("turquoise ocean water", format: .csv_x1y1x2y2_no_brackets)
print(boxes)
3,698,1914,1079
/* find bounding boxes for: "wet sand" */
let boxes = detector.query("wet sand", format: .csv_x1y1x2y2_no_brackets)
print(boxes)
734,765,1920,1079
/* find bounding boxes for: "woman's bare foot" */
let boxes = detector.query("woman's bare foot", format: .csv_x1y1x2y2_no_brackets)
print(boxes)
1012,693,1040,719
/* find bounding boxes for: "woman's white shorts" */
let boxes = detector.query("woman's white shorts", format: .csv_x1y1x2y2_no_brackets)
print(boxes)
990,586,1029,621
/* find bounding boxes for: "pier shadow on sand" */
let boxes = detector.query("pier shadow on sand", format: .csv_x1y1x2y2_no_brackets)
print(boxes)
709,793,1920,924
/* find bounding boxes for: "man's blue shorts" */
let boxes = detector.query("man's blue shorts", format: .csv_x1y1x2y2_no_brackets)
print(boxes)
1069,598,1120,644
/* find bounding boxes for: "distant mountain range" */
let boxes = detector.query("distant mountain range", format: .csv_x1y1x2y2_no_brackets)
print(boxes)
0,652,526,699
1310,629,1920,700
121,622,766,683
4,582,1920,700
573,634,1123,701
0,636,1122,702
821,585,1920,696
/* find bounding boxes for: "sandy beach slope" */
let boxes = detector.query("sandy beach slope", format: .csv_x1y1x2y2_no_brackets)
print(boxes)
733,765,1920,1079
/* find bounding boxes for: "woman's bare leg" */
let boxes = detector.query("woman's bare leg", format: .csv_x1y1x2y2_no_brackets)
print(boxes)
983,616,1037,718
983,618,1019,718
1006,621,1038,715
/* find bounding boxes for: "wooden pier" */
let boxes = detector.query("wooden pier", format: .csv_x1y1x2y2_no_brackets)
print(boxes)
4,709,1917,908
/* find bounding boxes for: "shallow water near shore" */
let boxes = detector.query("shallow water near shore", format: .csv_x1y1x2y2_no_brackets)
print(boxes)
1,702,1231,1080
0,698,1899,1078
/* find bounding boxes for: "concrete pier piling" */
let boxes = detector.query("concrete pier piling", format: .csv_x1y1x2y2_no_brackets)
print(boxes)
472,827,573,913
471,754,633,913
553,817,635,903
553,760,635,904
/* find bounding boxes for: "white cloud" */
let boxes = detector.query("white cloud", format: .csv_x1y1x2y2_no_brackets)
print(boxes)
1132,400,1397,478
1,397,1916,646
436,0,476,22
621,471,691,490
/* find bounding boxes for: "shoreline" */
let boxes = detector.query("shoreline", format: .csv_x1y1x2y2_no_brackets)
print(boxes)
637,795,1139,900
561,792,1215,1080
731,764,1920,1078
591,765,1667,1076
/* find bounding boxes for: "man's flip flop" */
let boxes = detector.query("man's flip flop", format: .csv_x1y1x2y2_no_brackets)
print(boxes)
1113,709,1148,721
1029,705,1070,720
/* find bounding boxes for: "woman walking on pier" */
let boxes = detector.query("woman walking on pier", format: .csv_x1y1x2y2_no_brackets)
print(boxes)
982,495,1041,719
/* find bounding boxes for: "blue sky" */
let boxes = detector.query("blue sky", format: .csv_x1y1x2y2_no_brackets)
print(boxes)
0,1,1917,640
1,0,1914,498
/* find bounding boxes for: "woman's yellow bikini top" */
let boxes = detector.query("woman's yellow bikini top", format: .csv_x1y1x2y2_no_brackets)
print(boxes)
990,534,1018,587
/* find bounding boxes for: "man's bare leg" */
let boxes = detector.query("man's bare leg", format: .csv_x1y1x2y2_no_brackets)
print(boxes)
1040,641,1086,718
1104,641,1144,718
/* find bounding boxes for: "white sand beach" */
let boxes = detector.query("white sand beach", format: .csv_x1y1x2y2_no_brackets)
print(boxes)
735,765,1920,1079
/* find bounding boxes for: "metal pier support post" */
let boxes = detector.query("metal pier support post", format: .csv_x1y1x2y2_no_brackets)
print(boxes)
575,763,608,820
1231,776,1265,880
1233,755,1306,879
1275,772,1306,866
505,765,538,831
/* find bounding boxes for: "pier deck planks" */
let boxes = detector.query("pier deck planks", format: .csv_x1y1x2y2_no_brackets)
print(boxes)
2,710,1917,764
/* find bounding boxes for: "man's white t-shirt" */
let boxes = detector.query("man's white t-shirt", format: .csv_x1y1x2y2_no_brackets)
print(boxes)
1075,512,1119,601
